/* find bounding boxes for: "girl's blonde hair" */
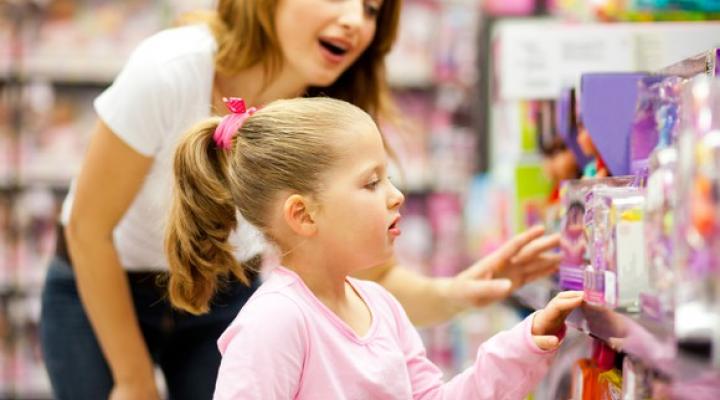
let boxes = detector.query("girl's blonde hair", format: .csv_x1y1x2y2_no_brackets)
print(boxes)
165,97,377,314
181,0,402,120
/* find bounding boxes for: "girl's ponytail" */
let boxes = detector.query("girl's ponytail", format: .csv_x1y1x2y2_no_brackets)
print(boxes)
165,119,248,315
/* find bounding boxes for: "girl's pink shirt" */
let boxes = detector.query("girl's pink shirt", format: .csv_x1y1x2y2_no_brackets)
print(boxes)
214,267,560,400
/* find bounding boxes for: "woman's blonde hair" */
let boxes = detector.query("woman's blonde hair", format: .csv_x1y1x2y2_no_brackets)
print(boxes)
165,97,377,314
181,0,401,120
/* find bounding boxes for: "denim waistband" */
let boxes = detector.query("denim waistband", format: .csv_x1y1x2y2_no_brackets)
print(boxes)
54,224,261,284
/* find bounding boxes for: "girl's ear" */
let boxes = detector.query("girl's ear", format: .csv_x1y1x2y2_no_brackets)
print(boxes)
282,194,318,237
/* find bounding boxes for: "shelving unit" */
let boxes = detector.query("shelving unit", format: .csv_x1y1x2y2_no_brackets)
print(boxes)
513,259,720,398
485,7,720,395
525,45,720,398
565,305,717,383
0,2,215,398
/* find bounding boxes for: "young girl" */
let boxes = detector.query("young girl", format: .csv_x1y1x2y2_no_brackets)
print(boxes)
166,97,584,399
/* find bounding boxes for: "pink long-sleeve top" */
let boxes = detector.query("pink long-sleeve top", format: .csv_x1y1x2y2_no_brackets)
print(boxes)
214,267,559,400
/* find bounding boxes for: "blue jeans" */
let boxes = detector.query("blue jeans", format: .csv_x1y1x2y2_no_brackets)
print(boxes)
40,256,258,400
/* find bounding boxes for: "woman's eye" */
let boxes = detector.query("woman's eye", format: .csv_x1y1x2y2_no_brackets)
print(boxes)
365,2,380,17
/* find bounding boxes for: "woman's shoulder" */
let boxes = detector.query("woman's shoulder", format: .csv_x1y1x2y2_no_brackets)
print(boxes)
129,24,216,68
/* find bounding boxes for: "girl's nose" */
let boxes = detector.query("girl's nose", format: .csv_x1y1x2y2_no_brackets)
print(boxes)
388,181,405,209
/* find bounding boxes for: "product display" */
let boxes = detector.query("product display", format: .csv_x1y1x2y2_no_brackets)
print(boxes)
556,87,592,172
643,146,678,322
622,355,653,400
657,47,720,78
608,193,648,311
550,48,720,398
629,75,682,178
581,72,650,177
558,176,635,291
553,0,720,21
673,76,720,367
583,185,646,310
0,87,13,185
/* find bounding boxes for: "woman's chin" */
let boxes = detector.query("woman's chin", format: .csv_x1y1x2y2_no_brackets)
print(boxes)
305,68,345,88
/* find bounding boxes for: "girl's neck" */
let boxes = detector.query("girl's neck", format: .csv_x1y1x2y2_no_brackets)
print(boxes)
280,249,373,338
214,64,308,110
281,253,349,306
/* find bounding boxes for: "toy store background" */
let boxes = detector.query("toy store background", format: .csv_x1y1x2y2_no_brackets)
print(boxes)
1,0,720,399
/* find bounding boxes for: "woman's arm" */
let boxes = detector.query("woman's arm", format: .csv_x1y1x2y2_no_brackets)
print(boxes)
65,121,159,400
356,226,560,327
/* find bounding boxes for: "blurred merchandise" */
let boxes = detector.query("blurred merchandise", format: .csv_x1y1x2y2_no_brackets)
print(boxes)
17,83,95,184
12,188,58,289
629,75,683,177
673,76,720,368
0,87,15,186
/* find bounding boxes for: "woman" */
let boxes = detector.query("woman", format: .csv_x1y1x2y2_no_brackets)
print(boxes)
40,1,559,399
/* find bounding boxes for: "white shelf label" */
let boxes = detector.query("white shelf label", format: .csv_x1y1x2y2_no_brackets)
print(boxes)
494,21,720,100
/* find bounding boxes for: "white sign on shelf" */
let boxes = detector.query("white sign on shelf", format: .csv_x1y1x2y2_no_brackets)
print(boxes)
494,20,720,100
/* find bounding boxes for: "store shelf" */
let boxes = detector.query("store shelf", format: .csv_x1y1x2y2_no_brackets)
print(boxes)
567,304,670,364
0,285,16,297
19,57,120,85
388,76,436,90
656,47,719,78
0,181,71,196
511,278,720,398
565,303,720,399
0,67,22,83
0,392,52,400
0,284,43,297
0,45,120,87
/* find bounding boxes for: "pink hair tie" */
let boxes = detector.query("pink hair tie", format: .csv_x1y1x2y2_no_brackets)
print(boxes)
213,97,257,150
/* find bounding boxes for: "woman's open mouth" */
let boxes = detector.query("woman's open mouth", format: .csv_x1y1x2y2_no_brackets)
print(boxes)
318,38,351,63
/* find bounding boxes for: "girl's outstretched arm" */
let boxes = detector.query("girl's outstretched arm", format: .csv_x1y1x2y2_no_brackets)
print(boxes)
382,290,582,400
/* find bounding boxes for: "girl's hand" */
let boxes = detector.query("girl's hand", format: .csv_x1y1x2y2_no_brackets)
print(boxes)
532,291,584,350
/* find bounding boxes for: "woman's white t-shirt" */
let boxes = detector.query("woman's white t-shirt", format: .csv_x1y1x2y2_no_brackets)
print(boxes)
60,24,266,271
